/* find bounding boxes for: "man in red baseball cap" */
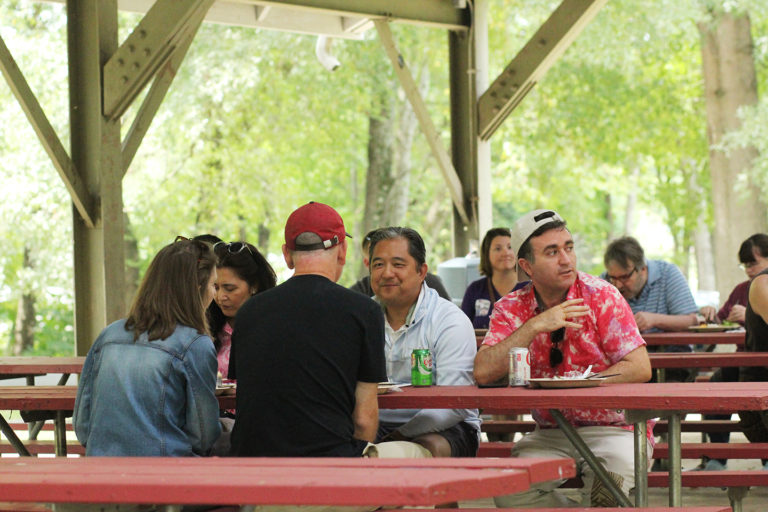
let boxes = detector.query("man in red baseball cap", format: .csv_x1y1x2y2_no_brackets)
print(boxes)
283,201,351,251
231,202,430,459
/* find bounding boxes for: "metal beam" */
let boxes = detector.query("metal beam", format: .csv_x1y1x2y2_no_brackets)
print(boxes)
103,0,215,120
477,0,608,140
449,28,477,255
374,19,470,226
122,10,205,175
0,35,95,228
243,0,469,30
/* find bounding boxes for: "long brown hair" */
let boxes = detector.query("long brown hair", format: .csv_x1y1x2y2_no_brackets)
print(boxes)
126,239,216,341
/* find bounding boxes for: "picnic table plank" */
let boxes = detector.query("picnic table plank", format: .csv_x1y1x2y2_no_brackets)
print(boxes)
0,458,533,506
649,352,768,368
377,382,768,412
0,357,85,375
642,331,744,346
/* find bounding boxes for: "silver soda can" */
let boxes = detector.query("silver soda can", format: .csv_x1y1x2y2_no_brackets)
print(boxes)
509,347,530,386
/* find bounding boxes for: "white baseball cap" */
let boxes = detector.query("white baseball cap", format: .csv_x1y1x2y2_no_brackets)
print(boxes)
510,209,565,257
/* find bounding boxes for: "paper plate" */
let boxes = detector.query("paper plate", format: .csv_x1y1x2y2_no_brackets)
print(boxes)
377,382,411,394
527,378,604,389
687,325,734,333
215,384,236,396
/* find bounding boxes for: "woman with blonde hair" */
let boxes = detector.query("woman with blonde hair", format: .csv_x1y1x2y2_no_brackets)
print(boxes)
74,237,222,456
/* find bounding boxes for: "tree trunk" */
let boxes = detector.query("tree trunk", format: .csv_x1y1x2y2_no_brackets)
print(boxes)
623,167,639,236
604,192,614,243
699,11,767,300
689,160,717,292
362,84,396,237
13,248,35,355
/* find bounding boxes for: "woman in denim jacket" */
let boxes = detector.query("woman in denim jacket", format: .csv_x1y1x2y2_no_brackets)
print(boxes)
74,238,222,456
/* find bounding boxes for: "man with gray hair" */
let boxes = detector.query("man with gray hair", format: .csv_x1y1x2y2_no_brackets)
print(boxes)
602,236,700,383
231,203,427,459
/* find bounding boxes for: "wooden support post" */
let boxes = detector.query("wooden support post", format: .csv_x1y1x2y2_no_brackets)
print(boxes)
68,0,125,355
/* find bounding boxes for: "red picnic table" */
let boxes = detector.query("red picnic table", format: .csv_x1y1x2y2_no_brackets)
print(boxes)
379,382,768,508
0,386,234,457
0,357,86,456
642,331,744,347
0,456,573,507
649,351,768,368
0,357,85,379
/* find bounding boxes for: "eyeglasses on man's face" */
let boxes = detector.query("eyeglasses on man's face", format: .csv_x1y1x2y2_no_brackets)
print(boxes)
606,266,638,285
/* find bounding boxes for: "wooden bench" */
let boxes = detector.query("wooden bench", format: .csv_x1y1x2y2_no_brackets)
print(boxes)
8,422,66,432
0,504,51,512
648,471,768,512
0,440,84,456
653,442,768,460
400,508,732,512
480,419,740,434
0,457,575,508
478,441,768,461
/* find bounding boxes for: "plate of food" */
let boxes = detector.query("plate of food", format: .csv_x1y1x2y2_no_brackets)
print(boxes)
528,377,605,389
687,324,734,333
377,382,411,394
215,383,236,396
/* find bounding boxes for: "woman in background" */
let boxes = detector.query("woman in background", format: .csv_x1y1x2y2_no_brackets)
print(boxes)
74,238,221,456
210,241,277,380
461,228,519,329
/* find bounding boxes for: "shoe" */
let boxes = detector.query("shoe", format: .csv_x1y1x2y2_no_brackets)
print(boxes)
704,459,727,471
590,470,625,507
688,459,726,471
763,461,768,471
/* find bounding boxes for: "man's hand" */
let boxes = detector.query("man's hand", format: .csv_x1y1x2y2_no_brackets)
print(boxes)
531,298,590,333
726,305,746,324
474,298,589,385
699,306,718,323
634,311,656,332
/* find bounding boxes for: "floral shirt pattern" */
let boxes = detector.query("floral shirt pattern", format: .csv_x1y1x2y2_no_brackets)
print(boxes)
482,272,653,441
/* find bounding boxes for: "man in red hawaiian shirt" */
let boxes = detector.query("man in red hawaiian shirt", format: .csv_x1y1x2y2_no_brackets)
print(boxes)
474,209,651,508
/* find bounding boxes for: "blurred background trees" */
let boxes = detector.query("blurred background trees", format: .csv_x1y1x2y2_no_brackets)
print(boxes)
1,0,767,354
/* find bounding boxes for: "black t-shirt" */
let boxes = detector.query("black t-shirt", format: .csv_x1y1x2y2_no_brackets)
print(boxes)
230,274,386,457
743,268,768,382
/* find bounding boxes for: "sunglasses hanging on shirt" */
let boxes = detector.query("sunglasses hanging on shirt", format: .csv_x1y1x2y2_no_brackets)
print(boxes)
549,327,565,367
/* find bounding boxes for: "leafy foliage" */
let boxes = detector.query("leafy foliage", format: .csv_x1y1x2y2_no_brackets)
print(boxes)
1,1,767,352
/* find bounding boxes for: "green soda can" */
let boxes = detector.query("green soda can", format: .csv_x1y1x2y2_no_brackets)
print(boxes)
411,348,433,387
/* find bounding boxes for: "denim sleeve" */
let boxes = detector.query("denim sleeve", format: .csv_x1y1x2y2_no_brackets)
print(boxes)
73,333,102,447
183,335,222,455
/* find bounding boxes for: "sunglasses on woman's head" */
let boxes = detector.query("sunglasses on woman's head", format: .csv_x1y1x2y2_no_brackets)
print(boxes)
214,241,253,257
550,327,565,367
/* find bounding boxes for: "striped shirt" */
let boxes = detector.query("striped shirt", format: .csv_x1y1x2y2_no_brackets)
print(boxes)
625,260,698,327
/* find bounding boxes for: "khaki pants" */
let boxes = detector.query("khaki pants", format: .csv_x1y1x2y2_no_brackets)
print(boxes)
493,426,652,508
